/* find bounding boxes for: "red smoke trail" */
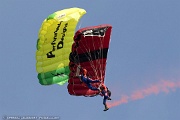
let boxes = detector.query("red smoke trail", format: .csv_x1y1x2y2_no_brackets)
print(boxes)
108,80,180,108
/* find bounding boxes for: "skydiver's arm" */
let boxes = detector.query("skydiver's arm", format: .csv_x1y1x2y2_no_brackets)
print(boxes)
87,78,101,83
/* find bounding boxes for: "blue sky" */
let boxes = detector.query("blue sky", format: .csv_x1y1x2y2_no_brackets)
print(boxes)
1,0,180,120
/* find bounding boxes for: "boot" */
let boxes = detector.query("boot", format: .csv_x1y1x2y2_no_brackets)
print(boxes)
103,104,109,111
107,97,111,100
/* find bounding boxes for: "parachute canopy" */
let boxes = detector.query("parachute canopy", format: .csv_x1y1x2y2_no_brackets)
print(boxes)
68,24,112,96
36,8,86,85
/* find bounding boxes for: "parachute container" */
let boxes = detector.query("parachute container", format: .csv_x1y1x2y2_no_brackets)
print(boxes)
68,24,112,96
36,8,86,85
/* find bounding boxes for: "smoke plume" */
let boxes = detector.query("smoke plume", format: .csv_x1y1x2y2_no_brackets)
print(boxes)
108,80,180,108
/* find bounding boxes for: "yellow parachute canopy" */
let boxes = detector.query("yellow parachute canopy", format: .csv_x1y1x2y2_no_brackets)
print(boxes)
36,8,86,85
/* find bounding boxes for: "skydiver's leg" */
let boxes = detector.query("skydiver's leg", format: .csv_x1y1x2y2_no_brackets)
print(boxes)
87,84,100,91
103,96,109,111
88,79,101,83
103,97,107,105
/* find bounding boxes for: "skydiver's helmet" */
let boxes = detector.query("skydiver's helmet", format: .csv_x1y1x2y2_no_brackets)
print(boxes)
83,69,87,75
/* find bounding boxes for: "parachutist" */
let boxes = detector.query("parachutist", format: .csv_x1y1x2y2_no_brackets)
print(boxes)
99,84,111,111
78,69,101,91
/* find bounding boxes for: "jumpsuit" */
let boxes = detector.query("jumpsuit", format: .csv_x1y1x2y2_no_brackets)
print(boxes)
79,75,101,91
